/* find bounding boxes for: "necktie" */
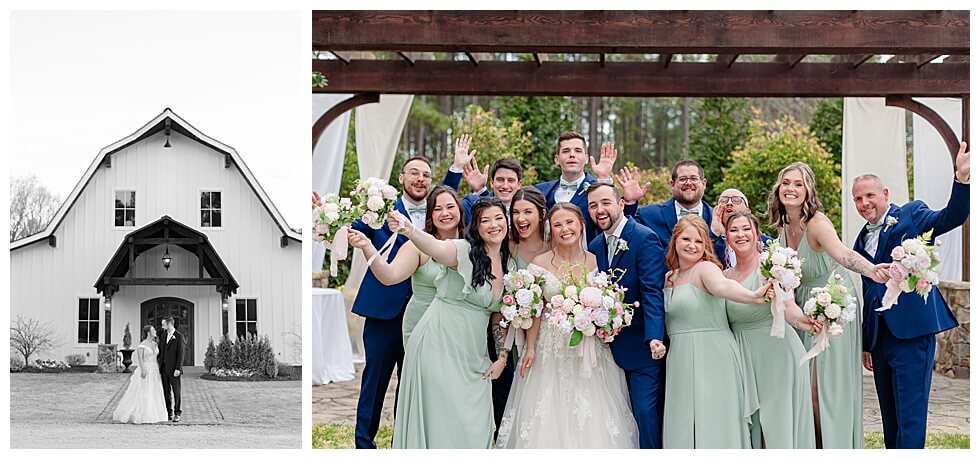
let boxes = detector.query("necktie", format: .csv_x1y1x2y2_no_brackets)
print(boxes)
407,204,425,216
606,235,618,265
559,180,579,191
865,221,883,232
679,207,699,217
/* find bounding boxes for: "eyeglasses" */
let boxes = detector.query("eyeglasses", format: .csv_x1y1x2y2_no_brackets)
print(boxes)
718,196,746,205
675,176,702,184
404,170,432,180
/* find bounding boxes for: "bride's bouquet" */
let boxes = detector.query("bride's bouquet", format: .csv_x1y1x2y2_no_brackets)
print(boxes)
760,239,804,338
799,273,858,364
500,269,547,331
313,177,398,276
543,269,635,377
877,229,942,312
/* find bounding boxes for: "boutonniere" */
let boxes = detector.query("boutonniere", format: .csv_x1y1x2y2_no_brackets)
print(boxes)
884,216,898,232
616,240,630,255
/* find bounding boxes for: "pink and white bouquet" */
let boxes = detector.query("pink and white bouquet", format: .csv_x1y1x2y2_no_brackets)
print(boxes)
544,270,636,346
877,229,941,312
351,177,399,230
760,239,804,338
312,193,358,244
799,273,858,364
312,177,398,276
500,269,546,331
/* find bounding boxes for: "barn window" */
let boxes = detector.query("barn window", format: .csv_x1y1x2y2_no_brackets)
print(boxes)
200,191,222,227
77,298,101,344
114,190,136,227
235,298,257,339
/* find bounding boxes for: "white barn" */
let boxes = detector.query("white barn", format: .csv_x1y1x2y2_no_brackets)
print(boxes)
9,109,302,366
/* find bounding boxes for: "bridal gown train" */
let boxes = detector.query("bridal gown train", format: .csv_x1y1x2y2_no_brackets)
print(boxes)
496,265,639,448
112,344,169,424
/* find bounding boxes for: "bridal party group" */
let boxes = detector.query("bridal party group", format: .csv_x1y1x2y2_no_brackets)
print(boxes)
315,132,970,449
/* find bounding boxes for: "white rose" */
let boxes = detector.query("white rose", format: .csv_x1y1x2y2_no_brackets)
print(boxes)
572,304,584,314
602,296,615,309
902,238,923,254
815,292,832,306
824,303,842,320
367,195,385,212
891,246,907,260
802,298,817,315
564,285,579,298
562,298,576,313
611,316,623,329
325,211,340,223
516,289,534,307
501,305,518,320
361,211,378,228
558,318,574,333
323,203,340,214
771,252,788,267
579,287,603,308
901,257,917,270
583,324,597,336
340,197,352,208
828,322,845,337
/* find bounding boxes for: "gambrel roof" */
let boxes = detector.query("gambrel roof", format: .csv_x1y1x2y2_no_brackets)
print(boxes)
11,108,301,250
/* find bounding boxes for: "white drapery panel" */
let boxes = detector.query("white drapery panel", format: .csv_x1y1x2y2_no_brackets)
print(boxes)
842,98,909,249
311,93,353,271
913,98,963,281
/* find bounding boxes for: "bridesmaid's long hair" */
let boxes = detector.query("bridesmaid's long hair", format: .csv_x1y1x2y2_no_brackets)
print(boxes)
509,187,548,243
466,197,511,289
665,215,722,286
766,162,824,231
423,185,465,239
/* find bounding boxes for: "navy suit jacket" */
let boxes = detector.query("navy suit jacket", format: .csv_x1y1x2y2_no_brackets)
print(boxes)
461,187,492,224
589,217,667,371
854,181,968,351
535,173,601,243
627,198,715,246
350,170,461,320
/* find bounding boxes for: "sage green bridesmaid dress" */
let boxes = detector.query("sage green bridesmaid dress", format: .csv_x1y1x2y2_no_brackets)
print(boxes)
392,239,502,449
401,257,440,346
725,270,816,448
663,281,754,449
781,232,864,449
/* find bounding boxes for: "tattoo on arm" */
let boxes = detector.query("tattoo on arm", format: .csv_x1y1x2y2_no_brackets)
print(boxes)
491,315,508,359
842,252,873,277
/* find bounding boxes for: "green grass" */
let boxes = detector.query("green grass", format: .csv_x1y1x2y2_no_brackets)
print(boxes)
864,432,969,449
312,424,970,449
313,423,393,449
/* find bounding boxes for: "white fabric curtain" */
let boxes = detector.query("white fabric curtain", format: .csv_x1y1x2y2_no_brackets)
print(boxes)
311,94,353,272
913,98,963,281
842,98,909,249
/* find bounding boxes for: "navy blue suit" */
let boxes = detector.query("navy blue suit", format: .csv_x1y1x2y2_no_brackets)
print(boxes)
853,181,967,449
535,174,601,243
589,217,668,448
460,187,492,224
626,198,715,249
351,170,460,449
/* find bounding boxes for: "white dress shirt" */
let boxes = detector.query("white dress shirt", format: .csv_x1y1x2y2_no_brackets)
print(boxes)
554,174,614,203
864,213,888,259
401,195,426,229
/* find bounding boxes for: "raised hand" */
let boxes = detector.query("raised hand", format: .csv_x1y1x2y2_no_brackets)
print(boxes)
347,228,371,250
463,157,489,192
615,166,652,204
649,339,666,360
312,191,321,209
387,211,415,236
453,134,477,170
589,142,618,179
955,141,970,183
710,202,725,237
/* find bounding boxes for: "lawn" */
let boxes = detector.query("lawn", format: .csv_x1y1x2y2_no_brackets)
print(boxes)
312,423,969,449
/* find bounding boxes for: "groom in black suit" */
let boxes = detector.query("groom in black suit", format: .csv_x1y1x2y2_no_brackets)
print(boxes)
158,316,185,422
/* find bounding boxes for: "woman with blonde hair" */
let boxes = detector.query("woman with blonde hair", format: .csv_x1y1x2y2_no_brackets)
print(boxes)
767,162,889,448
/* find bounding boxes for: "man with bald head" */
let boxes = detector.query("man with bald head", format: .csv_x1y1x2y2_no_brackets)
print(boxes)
851,142,970,449
710,188,773,268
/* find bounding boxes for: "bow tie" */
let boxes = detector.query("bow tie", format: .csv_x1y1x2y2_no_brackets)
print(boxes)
559,180,580,191
406,204,426,215
679,208,700,216
865,222,883,232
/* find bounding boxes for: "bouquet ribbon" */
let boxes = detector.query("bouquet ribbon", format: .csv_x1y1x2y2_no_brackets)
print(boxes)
502,327,526,361
877,279,903,312
365,214,405,268
578,335,598,378
328,227,349,277
799,322,830,365
770,282,792,338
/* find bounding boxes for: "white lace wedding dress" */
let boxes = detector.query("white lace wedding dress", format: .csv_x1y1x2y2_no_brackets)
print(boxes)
112,343,169,424
496,264,639,448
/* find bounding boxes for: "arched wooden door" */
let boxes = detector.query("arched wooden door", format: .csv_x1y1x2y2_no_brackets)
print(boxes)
141,297,194,367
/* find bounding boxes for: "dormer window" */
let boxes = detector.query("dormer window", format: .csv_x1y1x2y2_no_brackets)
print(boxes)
201,191,222,227
114,190,136,227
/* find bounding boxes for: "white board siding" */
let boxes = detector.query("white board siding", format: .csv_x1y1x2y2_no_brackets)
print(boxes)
10,128,301,365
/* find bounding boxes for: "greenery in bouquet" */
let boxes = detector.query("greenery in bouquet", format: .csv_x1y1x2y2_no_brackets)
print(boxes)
802,273,858,337
544,267,636,347
499,269,547,330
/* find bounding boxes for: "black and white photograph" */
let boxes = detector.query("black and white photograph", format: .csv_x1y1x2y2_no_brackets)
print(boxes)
8,10,305,448
311,10,970,450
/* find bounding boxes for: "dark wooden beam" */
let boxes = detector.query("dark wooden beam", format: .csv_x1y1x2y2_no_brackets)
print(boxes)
314,60,969,97
915,54,944,68
311,92,380,153
105,277,226,286
660,53,673,68
850,54,874,68
716,54,739,68
313,11,969,55
533,52,543,66
134,237,200,245
598,53,604,67
885,95,961,159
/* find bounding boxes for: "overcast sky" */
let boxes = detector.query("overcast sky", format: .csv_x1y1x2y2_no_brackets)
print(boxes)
8,10,307,228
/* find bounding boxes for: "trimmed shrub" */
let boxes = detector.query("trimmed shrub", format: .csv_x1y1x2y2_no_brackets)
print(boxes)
204,337,216,373
276,361,293,378
123,323,133,349
216,334,234,370
11,355,25,372
65,354,87,367
208,334,278,378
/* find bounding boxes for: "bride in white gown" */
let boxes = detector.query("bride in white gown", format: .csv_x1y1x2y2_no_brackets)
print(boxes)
497,203,638,448
112,325,169,424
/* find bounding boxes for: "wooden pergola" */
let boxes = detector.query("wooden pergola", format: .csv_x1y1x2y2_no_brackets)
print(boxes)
313,10,970,278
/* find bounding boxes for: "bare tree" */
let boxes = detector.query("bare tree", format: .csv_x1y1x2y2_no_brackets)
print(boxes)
10,315,63,366
9,174,61,242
